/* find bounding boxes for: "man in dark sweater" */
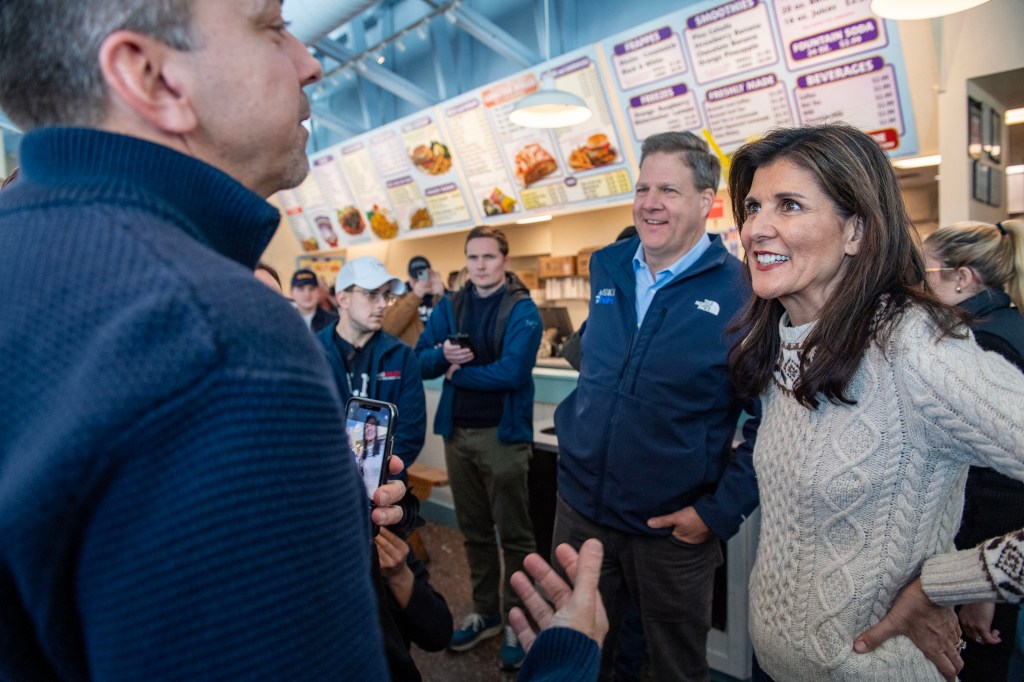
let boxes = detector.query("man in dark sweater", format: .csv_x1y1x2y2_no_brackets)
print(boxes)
416,226,543,671
0,2,401,680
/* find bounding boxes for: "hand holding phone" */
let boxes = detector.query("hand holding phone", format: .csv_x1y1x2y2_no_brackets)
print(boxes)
444,333,475,365
346,398,399,532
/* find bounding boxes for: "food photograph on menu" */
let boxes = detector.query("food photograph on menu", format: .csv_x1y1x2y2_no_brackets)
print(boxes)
482,187,517,216
567,132,618,171
409,206,434,229
514,142,558,186
338,206,366,236
409,141,453,176
368,204,399,239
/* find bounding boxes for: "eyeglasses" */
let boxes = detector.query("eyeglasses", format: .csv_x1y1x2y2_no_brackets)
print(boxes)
350,286,395,304
924,267,955,273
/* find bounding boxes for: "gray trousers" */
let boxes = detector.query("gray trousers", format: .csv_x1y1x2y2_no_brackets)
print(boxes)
445,427,535,618
552,495,723,682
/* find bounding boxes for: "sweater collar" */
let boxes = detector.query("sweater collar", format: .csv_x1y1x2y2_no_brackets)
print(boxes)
959,288,1011,318
18,128,282,268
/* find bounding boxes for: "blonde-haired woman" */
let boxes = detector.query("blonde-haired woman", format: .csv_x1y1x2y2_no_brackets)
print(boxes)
922,220,1024,680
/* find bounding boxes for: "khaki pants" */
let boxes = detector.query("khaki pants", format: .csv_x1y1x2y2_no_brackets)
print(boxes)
445,427,535,618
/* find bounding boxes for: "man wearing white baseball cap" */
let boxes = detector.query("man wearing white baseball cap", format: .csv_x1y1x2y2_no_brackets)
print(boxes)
316,256,443,679
317,256,425,468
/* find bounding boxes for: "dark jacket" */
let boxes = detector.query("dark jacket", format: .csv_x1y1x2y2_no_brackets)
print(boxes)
554,235,759,539
310,306,339,333
317,325,426,466
955,288,1024,549
415,273,542,444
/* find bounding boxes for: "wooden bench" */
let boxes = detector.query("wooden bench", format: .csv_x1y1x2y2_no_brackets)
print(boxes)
405,462,449,562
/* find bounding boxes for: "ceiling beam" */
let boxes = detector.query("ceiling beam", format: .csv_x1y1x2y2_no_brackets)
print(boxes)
446,4,541,68
314,38,437,110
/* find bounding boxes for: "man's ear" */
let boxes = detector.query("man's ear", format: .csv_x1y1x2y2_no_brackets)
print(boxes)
97,31,197,134
700,187,715,218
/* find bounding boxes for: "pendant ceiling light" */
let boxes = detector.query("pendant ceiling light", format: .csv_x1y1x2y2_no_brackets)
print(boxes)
509,80,592,128
508,0,592,129
869,0,991,20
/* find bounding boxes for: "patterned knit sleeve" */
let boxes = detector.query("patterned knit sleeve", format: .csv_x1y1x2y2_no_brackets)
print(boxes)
898,310,1024,476
921,529,1024,606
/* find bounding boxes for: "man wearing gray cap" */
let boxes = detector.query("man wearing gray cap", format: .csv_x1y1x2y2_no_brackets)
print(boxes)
317,256,426,469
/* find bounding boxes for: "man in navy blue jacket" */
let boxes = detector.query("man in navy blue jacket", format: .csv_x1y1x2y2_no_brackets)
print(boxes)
317,256,426,469
554,132,760,681
416,226,543,671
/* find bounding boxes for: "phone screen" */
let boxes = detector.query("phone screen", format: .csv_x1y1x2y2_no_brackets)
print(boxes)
345,398,397,503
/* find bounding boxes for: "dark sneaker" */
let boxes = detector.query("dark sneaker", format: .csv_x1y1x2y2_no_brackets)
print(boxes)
449,612,502,652
499,625,525,670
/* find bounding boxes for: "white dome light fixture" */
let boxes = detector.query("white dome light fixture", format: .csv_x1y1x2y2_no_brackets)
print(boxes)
869,0,992,20
509,0,592,129
509,85,592,128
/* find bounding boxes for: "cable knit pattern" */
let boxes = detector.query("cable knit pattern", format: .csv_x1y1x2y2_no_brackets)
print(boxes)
750,307,1024,681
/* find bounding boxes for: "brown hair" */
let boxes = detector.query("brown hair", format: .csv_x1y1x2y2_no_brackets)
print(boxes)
925,220,1024,310
465,225,509,256
728,124,962,409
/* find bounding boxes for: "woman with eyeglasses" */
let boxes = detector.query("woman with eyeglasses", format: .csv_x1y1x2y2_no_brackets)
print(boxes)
921,219,1024,681
727,124,1024,682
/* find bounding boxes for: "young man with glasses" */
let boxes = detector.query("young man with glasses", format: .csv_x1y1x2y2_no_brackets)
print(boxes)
317,257,426,470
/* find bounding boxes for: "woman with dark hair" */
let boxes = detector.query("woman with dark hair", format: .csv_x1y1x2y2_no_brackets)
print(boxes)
923,220,1024,680
727,124,1024,681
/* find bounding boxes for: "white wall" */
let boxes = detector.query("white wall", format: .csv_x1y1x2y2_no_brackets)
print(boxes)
932,0,1023,224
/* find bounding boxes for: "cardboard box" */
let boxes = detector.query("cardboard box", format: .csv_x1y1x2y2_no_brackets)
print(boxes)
538,255,576,278
576,246,601,278
517,271,540,290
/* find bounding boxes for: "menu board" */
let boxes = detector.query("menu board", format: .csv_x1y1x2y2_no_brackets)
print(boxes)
599,0,916,163
277,0,917,252
438,46,634,224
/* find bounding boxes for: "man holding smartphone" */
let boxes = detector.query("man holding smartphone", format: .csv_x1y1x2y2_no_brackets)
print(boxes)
416,226,542,671
381,255,447,347
318,257,426,471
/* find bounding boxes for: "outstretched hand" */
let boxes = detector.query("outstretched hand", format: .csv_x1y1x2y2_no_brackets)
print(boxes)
853,577,963,681
508,539,608,653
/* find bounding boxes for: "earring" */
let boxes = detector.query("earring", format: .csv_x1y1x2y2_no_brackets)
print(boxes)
956,285,962,293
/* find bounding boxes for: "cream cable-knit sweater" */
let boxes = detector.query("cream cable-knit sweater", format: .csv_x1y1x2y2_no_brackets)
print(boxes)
749,306,1024,681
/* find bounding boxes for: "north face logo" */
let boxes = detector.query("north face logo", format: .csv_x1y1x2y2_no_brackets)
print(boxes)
695,299,720,316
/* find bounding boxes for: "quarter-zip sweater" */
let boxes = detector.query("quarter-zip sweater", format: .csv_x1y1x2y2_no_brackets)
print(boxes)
0,129,387,681
554,235,759,539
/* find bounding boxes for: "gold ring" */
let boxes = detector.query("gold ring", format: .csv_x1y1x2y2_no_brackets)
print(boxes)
955,638,966,652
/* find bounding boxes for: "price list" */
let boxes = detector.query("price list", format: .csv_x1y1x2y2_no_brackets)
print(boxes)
684,0,778,84
384,176,424,233
277,187,322,253
442,97,522,220
627,83,702,142
773,0,886,72
610,27,687,91
369,129,411,178
424,183,472,225
704,73,794,146
340,142,391,220
520,183,570,211
577,170,633,200
794,57,904,135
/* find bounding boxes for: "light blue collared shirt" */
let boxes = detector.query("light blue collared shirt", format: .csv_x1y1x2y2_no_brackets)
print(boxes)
632,234,711,325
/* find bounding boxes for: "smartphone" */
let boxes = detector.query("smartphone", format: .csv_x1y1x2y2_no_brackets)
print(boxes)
416,268,430,281
447,332,472,350
345,397,398,513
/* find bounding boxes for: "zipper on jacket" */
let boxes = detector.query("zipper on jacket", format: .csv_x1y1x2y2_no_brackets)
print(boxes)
629,307,668,395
